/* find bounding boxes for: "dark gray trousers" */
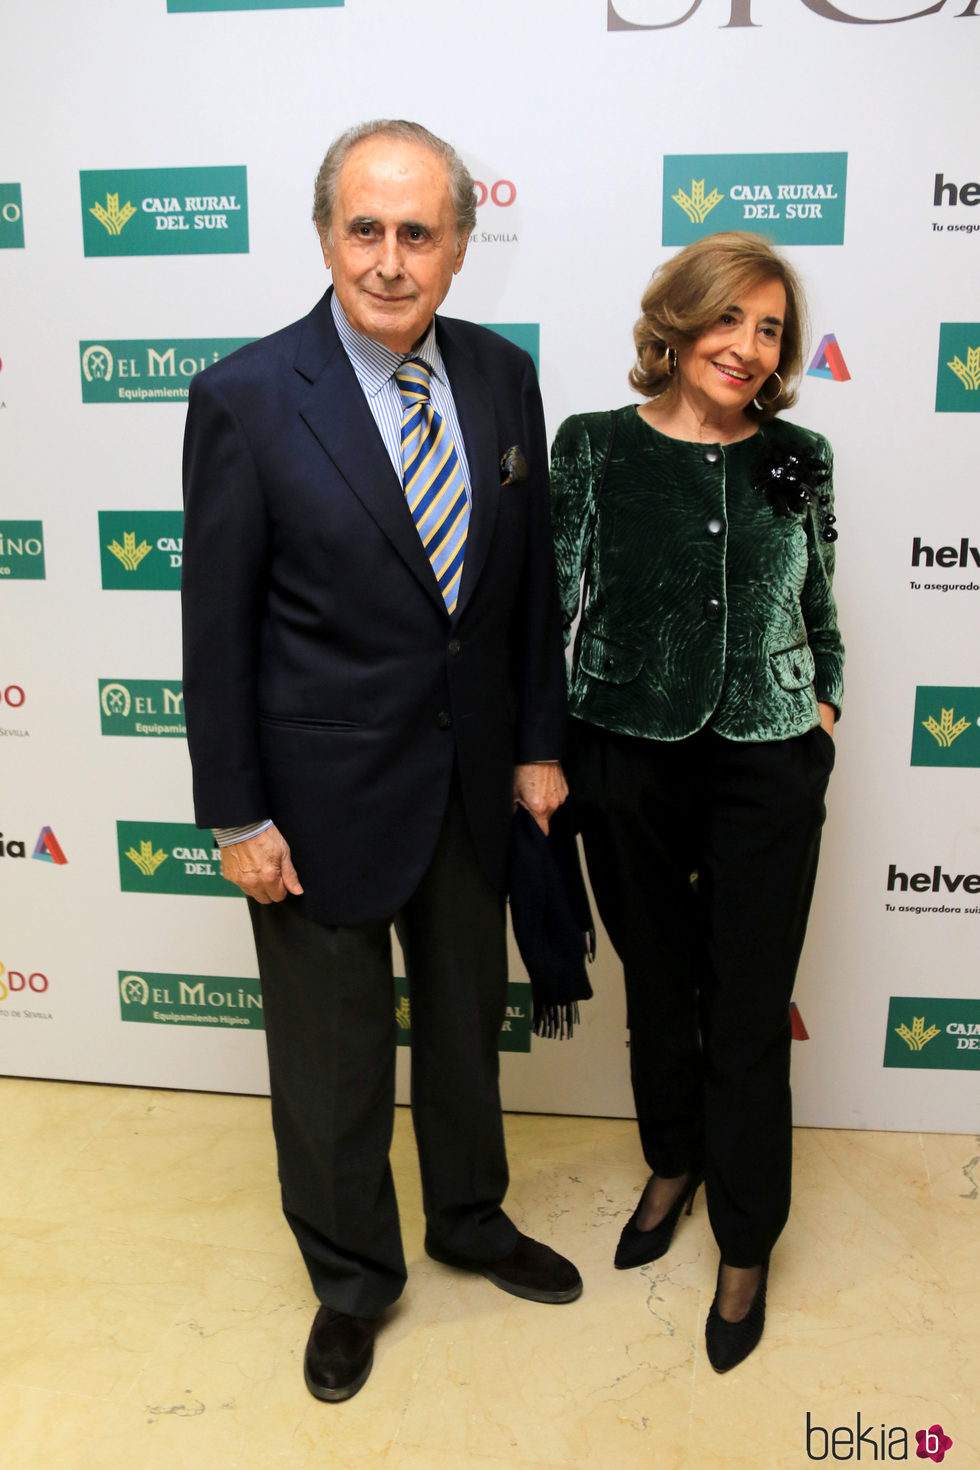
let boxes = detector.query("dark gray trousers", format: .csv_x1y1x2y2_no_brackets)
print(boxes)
249,780,516,1317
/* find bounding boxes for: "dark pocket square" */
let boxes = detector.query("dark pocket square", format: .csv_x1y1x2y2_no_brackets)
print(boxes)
500,445,528,485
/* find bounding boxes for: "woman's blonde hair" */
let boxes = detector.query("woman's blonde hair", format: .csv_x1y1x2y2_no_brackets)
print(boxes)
629,231,808,420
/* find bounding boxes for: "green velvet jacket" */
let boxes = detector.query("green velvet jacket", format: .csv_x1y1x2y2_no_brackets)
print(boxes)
550,406,844,743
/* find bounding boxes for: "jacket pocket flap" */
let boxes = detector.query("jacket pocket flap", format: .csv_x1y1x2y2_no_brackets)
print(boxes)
770,644,815,691
579,631,645,684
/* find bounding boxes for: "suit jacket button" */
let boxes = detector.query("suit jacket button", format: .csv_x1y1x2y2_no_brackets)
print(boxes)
437,711,453,729
448,639,461,657
703,597,723,619
703,448,721,465
706,517,723,536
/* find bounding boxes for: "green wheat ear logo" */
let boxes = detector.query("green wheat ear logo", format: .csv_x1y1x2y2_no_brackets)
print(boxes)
107,532,153,571
672,178,724,225
395,996,411,1030
90,192,137,236
125,840,168,877
895,1016,941,1053
922,707,970,748
947,344,980,391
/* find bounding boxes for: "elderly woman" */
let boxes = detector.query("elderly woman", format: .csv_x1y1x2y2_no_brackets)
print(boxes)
550,232,843,1372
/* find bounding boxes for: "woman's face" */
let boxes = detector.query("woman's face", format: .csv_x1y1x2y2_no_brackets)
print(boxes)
676,277,786,417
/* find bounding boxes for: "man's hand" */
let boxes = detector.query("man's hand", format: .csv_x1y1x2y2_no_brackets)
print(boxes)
513,762,569,835
818,701,836,737
219,824,304,903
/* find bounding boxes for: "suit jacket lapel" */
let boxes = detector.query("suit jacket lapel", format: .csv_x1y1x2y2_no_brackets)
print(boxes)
295,293,447,614
438,318,500,620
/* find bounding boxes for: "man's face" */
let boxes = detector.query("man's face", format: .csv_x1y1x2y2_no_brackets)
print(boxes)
320,136,468,353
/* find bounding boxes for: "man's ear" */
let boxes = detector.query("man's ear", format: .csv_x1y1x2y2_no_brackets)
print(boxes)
318,230,333,271
453,229,471,276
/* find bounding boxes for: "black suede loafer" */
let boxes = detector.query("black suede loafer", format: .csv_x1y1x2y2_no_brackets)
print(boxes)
425,1230,583,1304
303,1305,377,1402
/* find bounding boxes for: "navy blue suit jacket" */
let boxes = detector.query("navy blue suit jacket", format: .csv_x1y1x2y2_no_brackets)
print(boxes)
181,289,566,926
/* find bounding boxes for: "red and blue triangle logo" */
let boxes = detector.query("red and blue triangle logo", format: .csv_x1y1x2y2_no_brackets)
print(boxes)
32,826,68,864
808,333,850,382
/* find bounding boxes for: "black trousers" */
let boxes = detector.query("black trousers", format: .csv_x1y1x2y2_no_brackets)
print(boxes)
568,718,834,1266
248,778,517,1318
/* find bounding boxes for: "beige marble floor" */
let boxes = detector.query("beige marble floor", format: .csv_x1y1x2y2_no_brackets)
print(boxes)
0,1079,975,1469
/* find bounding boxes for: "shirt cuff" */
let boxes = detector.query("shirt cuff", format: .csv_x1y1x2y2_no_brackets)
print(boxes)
213,820,273,847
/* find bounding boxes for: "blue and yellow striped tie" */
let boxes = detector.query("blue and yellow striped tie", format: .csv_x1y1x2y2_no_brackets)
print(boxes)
395,359,469,615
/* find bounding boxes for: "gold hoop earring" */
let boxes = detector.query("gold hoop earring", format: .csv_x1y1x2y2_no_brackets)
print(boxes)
756,371,783,407
665,345,677,377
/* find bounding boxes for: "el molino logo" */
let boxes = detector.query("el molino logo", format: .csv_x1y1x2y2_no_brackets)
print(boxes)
609,0,979,29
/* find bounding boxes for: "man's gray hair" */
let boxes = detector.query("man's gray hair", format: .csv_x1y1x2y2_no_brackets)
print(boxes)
312,119,478,243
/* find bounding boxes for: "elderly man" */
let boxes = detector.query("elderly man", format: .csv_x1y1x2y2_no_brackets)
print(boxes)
180,120,580,1402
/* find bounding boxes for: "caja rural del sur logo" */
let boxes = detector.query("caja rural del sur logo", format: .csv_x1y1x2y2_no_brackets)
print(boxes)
0,183,25,249
116,821,239,897
610,0,980,30
936,324,980,411
394,975,532,1052
99,511,183,590
883,996,979,1071
81,339,252,404
663,153,847,246
910,686,980,766
80,167,248,256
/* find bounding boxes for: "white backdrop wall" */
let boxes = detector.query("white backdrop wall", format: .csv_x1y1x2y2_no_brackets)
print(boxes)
2,0,979,1132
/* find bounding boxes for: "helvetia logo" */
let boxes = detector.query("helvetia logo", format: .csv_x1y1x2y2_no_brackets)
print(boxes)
910,687,980,767
933,170,980,235
100,680,185,738
0,184,25,249
936,324,980,412
80,339,253,404
0,827,66,863
663,154,847,246
883,997,979,1072
33,827,68,864
808,334,851,382
99,512,183,590
119,971,265,1030
80,168,249,257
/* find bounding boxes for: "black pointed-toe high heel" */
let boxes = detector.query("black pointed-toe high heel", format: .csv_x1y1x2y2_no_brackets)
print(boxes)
614,1171,703,1270
705,1260,769,1373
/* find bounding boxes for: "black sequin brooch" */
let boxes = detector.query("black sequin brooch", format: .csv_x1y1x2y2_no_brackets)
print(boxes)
751,442,838,542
